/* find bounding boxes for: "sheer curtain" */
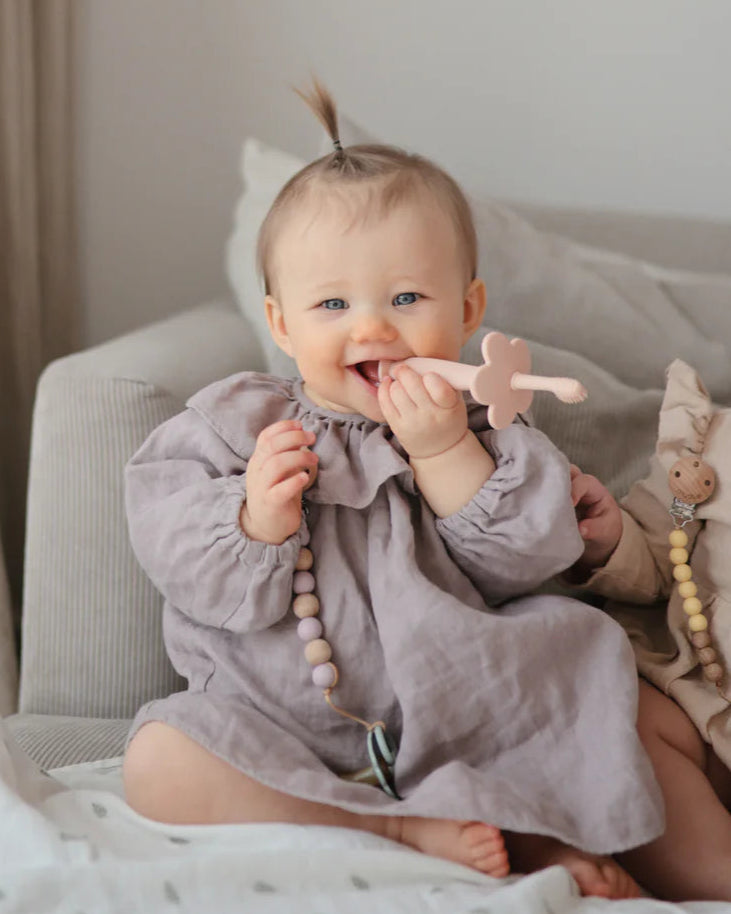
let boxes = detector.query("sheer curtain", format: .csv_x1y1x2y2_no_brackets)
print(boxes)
0,0,78,714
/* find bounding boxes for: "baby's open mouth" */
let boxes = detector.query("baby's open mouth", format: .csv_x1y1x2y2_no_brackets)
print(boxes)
353,361,381,386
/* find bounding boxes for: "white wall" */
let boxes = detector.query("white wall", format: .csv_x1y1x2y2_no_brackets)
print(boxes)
75,0,731,345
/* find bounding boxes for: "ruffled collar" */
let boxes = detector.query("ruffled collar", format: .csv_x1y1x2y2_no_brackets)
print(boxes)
187,373,415,509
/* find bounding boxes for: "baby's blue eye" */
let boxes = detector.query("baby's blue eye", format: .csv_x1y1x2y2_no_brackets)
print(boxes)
320,298,348,311
393,292,420,307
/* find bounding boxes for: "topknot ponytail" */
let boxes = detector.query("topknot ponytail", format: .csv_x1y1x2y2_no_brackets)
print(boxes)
294,78,343,159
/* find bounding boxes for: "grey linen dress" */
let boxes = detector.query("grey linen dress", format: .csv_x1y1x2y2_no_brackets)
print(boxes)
125,373,664,854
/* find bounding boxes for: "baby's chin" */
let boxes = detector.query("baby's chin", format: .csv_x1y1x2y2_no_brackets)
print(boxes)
302,382,385,423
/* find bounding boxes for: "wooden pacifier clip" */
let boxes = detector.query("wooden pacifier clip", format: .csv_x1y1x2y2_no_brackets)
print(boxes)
667,455,723,688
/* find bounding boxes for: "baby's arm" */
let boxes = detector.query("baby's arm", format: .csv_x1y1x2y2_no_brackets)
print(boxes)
567,465,623,580
435,424,585,603
378,364,495,516
568,466,691,602
125,410,311,632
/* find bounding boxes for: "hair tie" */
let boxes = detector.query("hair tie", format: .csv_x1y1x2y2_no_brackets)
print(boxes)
333,138,343,153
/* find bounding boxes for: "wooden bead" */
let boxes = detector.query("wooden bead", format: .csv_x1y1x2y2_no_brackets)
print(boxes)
703,663,724,684
678,581,697,599
672,564,693,583
668,529,689,548
292,592,320,618
688,614,708,632
682,597,703,616
304,638,332,665
669,547,689,565
296,547,314,571
691,630,712,649
668,456,715,504
697,646,717,666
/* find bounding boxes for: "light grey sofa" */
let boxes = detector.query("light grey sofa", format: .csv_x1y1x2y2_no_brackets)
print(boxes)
7,205,731,770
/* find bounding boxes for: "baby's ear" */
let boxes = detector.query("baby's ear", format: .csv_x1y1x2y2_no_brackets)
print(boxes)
461,278,487,342
265,296,294,357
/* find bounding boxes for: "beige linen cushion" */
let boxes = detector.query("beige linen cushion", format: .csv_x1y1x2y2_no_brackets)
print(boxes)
594,360,731,767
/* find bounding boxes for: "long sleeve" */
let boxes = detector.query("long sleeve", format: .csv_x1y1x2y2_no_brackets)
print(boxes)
436,424,584,604
583,484,701,605
125,406,302,633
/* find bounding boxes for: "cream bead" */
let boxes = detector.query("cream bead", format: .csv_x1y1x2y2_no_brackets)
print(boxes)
304,638,332,665
668,529,689,548
704,663,724,684
691,630,712,649
293,592,320,618
296,547,314,571
669,547,689,566
688,614,708,632
678,581,697,599
672,564,693,583
682,596,703,616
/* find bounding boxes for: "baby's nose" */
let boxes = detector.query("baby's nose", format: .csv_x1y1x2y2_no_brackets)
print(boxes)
350,311,397,343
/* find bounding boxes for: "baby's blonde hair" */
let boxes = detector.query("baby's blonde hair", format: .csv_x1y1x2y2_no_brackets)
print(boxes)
257,80,478,296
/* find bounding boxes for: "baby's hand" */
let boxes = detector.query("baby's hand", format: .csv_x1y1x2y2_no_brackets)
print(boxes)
569,464,622,572
378,365,468,459
240,420,318,544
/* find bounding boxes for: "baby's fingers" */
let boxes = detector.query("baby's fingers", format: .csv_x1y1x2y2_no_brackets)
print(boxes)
255,420,315,457
260,448,317,492
422,371,460,408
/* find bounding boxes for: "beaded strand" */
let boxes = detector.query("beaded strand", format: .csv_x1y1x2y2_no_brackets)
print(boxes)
291,517,401,798
668,527,723,686
666,454,724,690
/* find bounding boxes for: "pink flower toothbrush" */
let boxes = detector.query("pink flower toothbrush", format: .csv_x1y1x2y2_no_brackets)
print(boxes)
379,331,587,429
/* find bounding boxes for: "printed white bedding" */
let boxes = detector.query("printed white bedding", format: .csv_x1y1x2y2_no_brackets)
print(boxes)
0,721,726,914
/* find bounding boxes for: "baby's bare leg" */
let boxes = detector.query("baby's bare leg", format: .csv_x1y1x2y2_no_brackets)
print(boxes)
617,679,731,901
123,721,508,877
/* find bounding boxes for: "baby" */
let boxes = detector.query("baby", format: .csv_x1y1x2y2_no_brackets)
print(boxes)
122,82,663,898
571,464,731,901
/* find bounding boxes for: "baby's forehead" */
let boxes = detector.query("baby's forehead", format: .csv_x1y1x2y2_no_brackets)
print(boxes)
285,178,452,239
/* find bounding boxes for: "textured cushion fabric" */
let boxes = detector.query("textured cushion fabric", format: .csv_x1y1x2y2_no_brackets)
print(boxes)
474,201,731,401
0,529,17,716
20,302,260,720
5,713,130,770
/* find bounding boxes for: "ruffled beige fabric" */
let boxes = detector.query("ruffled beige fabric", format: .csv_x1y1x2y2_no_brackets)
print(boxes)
586,360,731,767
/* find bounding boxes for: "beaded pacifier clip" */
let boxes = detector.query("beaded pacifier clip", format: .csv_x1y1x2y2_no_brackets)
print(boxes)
292,517,401,799
666,454,724,688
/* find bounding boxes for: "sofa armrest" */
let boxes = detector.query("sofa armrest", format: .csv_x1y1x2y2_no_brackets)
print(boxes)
20,301,263,720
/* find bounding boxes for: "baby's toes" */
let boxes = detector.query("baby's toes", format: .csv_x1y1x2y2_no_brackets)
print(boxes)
568,860,611,898
599,862,643,900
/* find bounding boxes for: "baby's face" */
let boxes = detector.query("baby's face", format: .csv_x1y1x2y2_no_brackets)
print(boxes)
265,189,484,422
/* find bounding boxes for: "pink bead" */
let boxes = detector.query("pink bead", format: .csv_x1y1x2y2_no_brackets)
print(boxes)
312,663,337,688
293,571,315,594
297,617,322,641
300,526,311,546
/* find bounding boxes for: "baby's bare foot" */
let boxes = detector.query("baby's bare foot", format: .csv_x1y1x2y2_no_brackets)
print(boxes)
396,817,509,877
543,846,643,899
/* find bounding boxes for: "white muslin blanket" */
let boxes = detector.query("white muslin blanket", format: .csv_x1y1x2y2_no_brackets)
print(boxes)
0,720,726,914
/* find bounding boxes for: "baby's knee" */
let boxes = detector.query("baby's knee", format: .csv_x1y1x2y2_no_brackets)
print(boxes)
122,721,184,820
636,679,704,765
